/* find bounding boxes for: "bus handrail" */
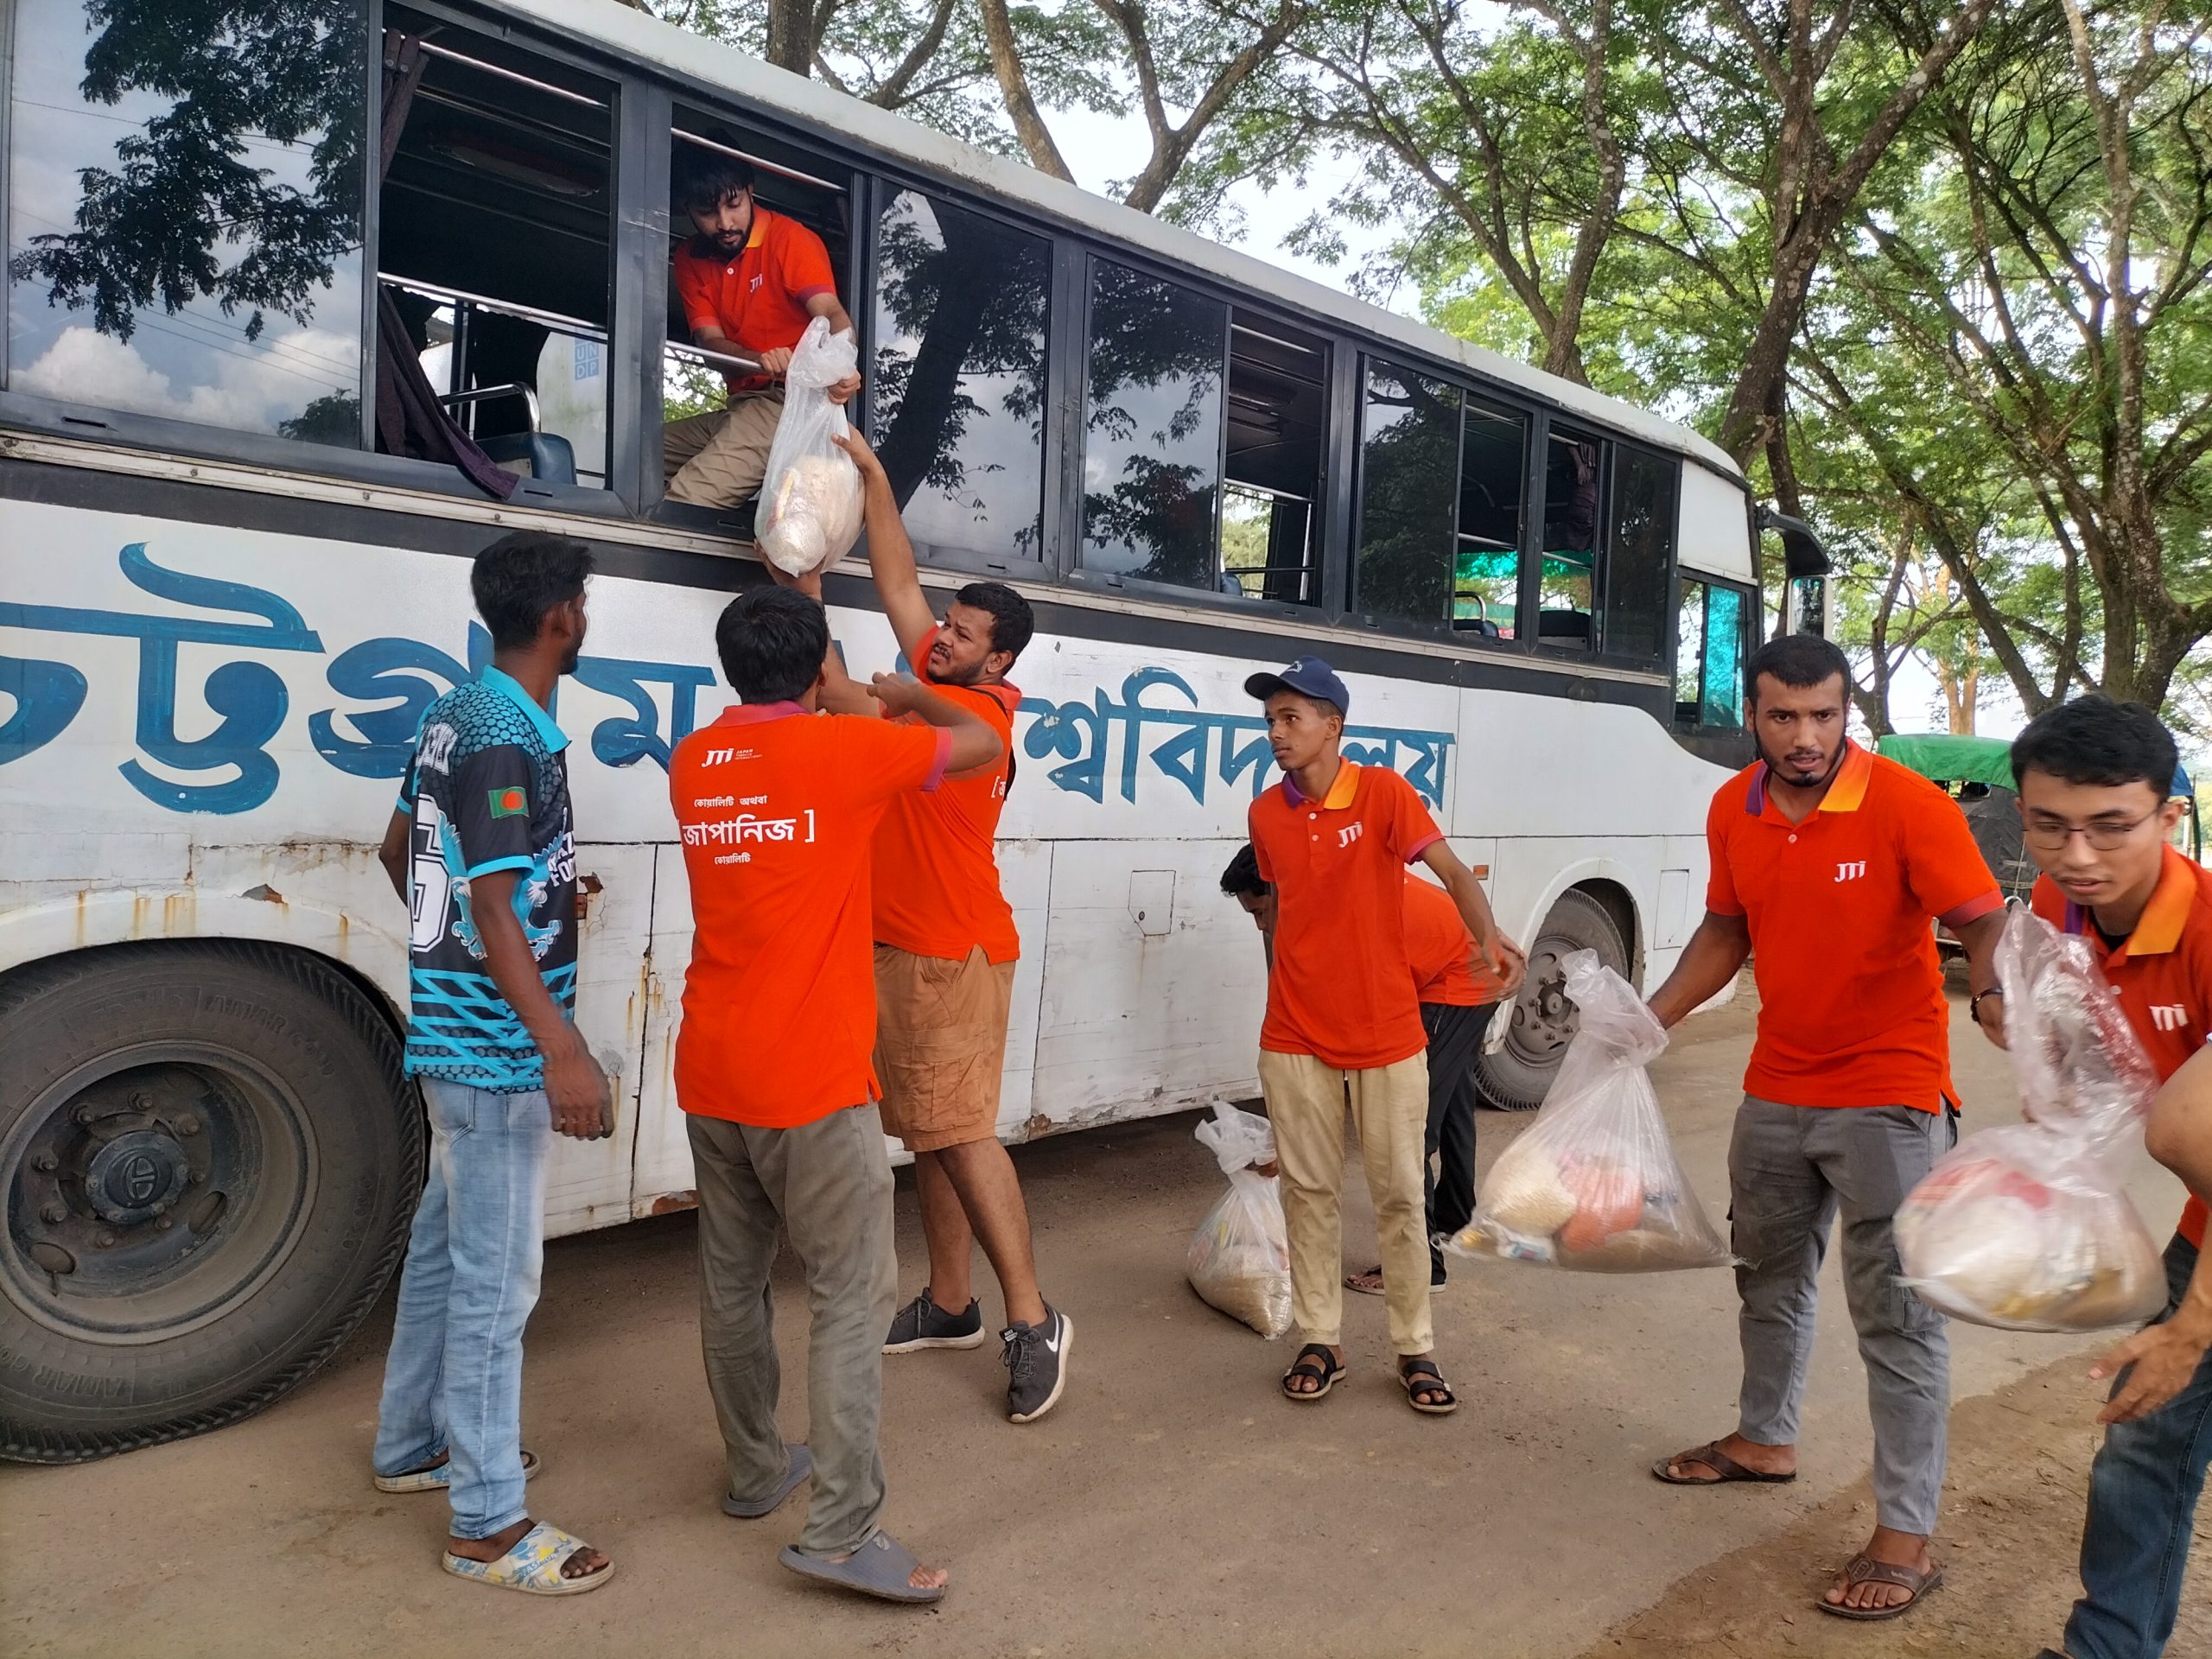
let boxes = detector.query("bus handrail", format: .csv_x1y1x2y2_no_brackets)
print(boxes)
438,383,541,435
665,340,769,379
378,275,605,342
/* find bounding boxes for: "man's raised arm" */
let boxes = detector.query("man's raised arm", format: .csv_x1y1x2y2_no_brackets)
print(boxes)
832,428,935,663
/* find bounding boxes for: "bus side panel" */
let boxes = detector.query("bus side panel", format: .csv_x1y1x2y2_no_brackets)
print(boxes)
0,500,682,1234
1029,838,1262,1132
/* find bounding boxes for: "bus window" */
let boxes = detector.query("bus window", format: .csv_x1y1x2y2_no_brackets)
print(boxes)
6,0,370,445
1222,315,1325,604
1540,424,1605,648
1675,576,1749,728
870,189,1048,569
1453,400,1526,636
1080,260,1227,590
1354,361,1459,623
661,112,853,519
1605,447,1677,659
378,10,613,487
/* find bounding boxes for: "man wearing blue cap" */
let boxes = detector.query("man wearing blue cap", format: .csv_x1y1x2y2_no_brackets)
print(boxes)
1245,656,1512,1413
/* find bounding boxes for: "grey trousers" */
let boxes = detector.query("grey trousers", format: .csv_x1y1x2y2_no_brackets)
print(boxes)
1730,1095,1957,1535
687,1105,898,1558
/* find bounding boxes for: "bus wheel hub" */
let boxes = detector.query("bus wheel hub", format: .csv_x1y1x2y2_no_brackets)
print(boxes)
83,1132,190,1227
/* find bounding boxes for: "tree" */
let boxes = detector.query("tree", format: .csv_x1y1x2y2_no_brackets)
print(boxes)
1806,0,2212,711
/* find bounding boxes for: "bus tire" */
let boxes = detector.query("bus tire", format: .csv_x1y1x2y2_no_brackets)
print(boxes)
1471,887,1630,1114
0,942,423,1464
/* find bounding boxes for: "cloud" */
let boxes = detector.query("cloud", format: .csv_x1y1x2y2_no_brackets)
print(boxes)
13,321,359,435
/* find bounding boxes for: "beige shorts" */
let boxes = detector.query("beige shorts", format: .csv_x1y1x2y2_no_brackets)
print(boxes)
872,944,1015,1153
663,387,784,507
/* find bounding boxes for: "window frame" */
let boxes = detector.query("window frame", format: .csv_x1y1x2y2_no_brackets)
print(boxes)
0,0,643,516
1057,242,1328,628
1671,570,1755,731
1599,438,1681,665
852,167,1056,581
1344,349,1546,657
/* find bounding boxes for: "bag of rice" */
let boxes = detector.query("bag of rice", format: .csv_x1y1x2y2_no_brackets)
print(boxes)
755,316,862,575
1446,950,1730,1272
1896,907,2166,1332
1186,1103,1292,1338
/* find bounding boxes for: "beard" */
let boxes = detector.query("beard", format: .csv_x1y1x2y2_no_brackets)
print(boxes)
1755,729,1845,789
929,648,985,687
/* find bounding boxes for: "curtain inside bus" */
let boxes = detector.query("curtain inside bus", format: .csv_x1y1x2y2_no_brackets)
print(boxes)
371,31,515,500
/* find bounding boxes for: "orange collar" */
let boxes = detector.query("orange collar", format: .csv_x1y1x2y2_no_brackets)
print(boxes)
1284,759,1362,810
1745,740,1872,817
2125,846,2197,957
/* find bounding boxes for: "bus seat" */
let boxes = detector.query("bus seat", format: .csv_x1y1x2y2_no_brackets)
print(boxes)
480,431,577,487
1537,608,1592,641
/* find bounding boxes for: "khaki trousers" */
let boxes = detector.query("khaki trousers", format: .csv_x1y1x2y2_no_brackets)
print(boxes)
1258,1049,1433,1354
686,1104,898,1558
664,387,784,506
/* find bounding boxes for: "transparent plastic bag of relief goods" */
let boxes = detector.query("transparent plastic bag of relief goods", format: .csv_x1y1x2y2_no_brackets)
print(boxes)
1896,906,2166,1332
1186,1103,1292,1338
755,316,862,575
1446,951,1732,1273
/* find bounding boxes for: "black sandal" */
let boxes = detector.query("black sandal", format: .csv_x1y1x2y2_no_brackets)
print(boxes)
1399,1356,1458,1415
1281,1343,1344,1402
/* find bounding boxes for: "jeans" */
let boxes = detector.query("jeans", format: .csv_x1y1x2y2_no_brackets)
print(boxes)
372,1079,551,1541
2063,1236,2212,1659
1729,1096,1956,1535
686,1105,898,1559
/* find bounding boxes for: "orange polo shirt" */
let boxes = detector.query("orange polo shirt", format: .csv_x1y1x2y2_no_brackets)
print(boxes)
1707,741,2003,1112
1250,760,1445,1070
672,207,837,393
670,702,949,1128
2032,846,2212,1249
1405,872,1502,1007
870,626,1021,964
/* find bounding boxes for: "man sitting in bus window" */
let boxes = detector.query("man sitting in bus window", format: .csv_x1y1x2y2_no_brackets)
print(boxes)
663,151,861,511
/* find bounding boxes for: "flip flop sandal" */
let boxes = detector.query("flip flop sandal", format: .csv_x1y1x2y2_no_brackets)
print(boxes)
1650,1440,1798,1486
1398,1357,1459,1415
1344,1267,1388,1298
442,1521,613,1597
375,1447,540,1494
779,1531,944,1605
1816,1554,1943,1622
723,1444,812,1519
1281,1343,1345,1402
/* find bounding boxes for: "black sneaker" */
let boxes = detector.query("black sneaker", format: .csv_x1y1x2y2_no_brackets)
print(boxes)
882,1289,986,1354
1001,1306,1072,1424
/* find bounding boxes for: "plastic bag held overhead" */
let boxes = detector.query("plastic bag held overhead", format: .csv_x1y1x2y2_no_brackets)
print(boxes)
1186,1103,1293,1339
1896,906,2166,1332
1447,951,1731,1272
755,316,862,575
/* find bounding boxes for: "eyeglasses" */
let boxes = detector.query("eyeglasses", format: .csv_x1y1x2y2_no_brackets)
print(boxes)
2022,811,2162,853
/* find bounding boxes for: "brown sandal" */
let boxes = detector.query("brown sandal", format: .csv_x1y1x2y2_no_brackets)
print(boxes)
1650,1440,1797,1485
1816,1553,1942,1621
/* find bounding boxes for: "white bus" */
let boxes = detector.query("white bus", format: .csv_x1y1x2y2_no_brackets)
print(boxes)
0,0,1820,1459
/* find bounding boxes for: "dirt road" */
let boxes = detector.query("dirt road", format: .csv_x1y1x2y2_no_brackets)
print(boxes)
3,984,2198,1659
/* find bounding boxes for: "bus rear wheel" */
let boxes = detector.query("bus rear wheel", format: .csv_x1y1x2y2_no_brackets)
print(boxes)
1471,888,1630,1113
0,943,423,1463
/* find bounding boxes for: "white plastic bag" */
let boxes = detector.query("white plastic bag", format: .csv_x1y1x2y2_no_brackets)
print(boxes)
755,316,862,575
1446,951,1731,1272
1896,907,2166,1332
1186,1103,1292,1338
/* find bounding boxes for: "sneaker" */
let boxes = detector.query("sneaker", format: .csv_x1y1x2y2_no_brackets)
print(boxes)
1001,1306,1072,1424
882,1289,986,1354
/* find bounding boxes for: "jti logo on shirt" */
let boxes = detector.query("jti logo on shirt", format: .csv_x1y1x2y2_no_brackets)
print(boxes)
1338,822,1364,849
1834,860,1867,882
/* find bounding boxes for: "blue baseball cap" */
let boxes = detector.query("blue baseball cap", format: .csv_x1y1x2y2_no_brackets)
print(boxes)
1244,654,1351,715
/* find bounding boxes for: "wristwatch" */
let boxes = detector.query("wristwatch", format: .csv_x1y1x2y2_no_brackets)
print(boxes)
1969,988,2004,1025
